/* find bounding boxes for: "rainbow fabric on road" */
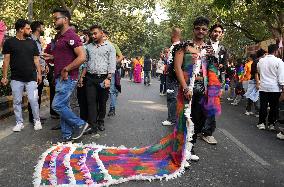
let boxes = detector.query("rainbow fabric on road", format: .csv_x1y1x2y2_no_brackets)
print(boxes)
33,41,199,187
33,103,193,186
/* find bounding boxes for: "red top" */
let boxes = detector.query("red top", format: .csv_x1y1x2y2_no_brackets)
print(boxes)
53,28,82,80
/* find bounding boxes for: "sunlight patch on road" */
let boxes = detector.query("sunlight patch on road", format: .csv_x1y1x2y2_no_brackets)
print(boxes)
128,100,156,104
0,127,13,141
143,104,167,112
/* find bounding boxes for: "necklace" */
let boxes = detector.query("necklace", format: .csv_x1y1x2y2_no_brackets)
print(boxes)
193,41,205,50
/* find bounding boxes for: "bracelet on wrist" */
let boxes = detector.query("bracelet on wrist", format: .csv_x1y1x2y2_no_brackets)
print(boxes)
183,87,190,94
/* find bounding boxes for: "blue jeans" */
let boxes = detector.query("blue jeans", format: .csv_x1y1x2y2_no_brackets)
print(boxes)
144,71,151,84
52,78,85,138
10,80,40,124
110,74,118,109
166,78,179,123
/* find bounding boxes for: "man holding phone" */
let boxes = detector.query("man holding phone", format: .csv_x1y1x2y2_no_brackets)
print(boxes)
83,24,116,136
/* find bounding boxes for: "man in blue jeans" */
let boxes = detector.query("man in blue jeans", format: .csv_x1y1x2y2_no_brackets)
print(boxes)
50,8,88,142
102,30,124,117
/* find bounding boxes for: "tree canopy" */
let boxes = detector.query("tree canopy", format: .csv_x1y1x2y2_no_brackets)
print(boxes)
0,0,283,59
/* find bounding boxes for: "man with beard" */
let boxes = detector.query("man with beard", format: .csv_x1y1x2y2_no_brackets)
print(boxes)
28,21,48,124
174,17,221,163
201,23,227,145
1,19,42,132
84,24,116,135
51,8,88,142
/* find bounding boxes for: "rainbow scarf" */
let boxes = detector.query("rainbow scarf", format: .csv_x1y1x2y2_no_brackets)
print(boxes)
201,56,222,117
33,45,197,186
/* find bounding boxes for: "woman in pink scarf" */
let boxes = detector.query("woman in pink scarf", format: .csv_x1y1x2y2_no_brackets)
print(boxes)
134,61,142,83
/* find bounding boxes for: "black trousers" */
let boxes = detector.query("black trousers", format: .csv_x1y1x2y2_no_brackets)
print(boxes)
160,74,167,94
47,65,58,116
191,92,206,144
28,77,44,121
86,73,109,130
77,77,88,121
259,91,281,125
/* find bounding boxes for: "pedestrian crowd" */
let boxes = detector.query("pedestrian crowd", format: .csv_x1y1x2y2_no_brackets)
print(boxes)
1,8,124,142
137,17,284,166
1,8,284,168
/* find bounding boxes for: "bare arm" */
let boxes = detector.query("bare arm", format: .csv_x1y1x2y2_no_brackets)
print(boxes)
1,54,10,85
64,46,86,72
34,56,42,84
116,54,124,63
174,49,187,89
2,54,10,78
61,46,86,80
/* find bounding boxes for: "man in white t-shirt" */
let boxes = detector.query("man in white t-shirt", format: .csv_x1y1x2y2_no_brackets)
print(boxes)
256,44,284,131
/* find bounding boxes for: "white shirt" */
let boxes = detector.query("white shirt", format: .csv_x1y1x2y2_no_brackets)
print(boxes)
257,54,284,92
168,41,180,64
210,39,220,59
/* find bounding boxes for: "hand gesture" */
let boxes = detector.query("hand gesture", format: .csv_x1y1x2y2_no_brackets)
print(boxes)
61,68,69,81
78,77,84,87
37,74,42,84
45,65,49,74
256,82,260,90
104,79,111,88
1,77,8,86
279,93,284,102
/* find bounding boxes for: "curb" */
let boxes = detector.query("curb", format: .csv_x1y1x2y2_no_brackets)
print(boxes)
0,87,50,119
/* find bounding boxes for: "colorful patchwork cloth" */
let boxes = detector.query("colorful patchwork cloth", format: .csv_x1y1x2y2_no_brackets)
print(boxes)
33,104,194,186
33,42,198,187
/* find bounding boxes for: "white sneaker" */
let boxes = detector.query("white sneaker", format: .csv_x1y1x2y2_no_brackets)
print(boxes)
231,102,238,106
257,123,265,130
227,97,234,101
255,114,259,118
277,132,284,140
244,111,250,116
268,125,275,131
184,161,190,168
201,135,217,144
162,120,174,126
13,123,24,132
34,120,42,131
190,154,199,161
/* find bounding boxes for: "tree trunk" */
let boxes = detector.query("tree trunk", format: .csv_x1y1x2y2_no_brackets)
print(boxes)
28,0,33,22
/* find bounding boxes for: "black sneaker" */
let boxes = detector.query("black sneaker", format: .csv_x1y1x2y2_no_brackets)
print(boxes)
62,136,73,143
72,123,89,140
51,114,60,119
51,125,61,130
98,121,105,131
107,108,115,116
83,127,93,135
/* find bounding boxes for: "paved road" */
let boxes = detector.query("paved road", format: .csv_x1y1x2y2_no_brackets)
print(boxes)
0,78,283,187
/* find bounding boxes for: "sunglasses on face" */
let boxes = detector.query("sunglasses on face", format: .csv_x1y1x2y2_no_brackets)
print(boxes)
53,16,66,22
194,27,208,32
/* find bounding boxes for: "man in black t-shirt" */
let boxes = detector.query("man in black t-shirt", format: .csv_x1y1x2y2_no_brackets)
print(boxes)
1,19,42,132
